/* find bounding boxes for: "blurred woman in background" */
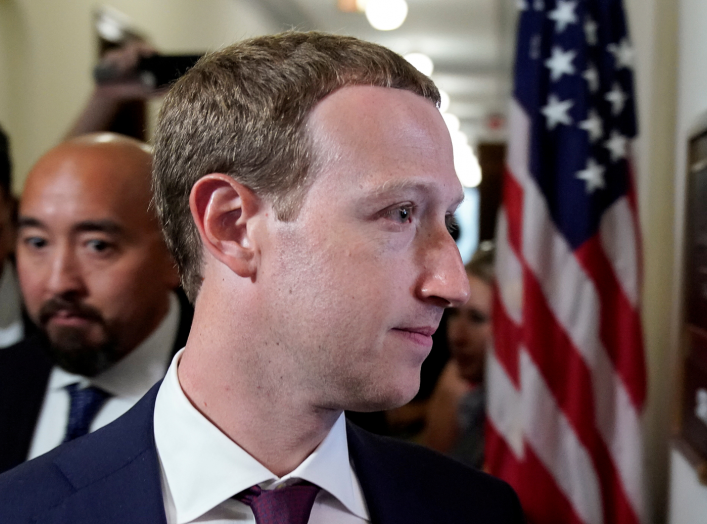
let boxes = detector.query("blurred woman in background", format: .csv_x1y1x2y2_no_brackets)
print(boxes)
422,241,494,469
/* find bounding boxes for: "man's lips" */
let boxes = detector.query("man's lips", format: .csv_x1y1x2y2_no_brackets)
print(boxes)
392,326,437,347
45,310,95,328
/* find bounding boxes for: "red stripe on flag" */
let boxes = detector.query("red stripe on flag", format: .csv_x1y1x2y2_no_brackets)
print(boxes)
503,169,524,253
575,235,646,409
486,422,584,524
492,284,521,386
522,266,641,524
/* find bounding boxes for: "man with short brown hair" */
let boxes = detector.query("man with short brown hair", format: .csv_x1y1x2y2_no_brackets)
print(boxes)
0,33,523,523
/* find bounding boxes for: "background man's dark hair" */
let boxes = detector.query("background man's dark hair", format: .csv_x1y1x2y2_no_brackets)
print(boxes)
152,31,440,301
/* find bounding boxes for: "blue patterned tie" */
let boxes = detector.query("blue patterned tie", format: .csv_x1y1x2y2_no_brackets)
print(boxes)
62,383,110,443
235,481,321,524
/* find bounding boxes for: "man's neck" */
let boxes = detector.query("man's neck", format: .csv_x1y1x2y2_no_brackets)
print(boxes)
177,337,341,478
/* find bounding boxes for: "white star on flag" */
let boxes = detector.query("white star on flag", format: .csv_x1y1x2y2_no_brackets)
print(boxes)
583,65,600,92
534,0,544,11
608,39,635,70
548,0,578,33
584,17,598,45
579,110,603,142
604,130,628,161
541,94,574,130
517,0,528,10
605,83,628,115
545,46,576,81
576,158,606,193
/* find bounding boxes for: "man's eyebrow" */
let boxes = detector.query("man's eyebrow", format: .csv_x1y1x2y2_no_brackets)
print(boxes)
366,180,465,207
17,217,125,235
17,217,44,230
72,220,124,235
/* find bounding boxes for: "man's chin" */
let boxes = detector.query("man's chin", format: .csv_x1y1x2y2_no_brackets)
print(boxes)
41,326,118,377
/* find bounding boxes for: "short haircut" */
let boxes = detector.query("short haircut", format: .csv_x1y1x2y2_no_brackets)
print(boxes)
152,31,440,301
0,124,12,198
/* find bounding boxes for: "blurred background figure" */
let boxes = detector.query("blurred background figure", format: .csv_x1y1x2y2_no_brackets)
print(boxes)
0,38,168,350
0,125,23,348
0,133,192,474
422,241,494,469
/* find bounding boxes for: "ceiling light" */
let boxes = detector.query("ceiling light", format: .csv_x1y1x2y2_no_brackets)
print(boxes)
442,113,460,133
404,53,434,77
365,0,408,31
453,142,482,188
438,89,450,113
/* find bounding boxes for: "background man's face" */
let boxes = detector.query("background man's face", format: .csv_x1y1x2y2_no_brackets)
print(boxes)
447,273,492,384
17,143,177,376
257,85,470,412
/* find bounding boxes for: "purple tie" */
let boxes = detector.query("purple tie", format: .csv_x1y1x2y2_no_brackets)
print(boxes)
235,481,321,524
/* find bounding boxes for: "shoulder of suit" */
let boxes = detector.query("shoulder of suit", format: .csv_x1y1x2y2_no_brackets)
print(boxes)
0,443,75,522
347,422,524,521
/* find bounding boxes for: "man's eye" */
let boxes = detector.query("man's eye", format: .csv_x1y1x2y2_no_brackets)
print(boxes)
446,214,459,235
86,239,113,253
384,204,415,224
23,236,47,249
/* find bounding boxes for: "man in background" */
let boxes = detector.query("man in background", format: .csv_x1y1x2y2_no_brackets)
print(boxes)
0,133,191,474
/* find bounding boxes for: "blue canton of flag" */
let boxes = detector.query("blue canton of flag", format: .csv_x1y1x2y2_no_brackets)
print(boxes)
514,0,637,250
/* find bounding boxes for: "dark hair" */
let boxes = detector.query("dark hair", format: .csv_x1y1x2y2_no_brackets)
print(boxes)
153,31,440,301
0,124,12,198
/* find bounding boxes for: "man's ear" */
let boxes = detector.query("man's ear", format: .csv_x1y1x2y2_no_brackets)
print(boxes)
189,174,262,279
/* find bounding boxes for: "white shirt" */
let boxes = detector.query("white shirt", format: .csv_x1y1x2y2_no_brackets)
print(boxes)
0,260,24,348
27,292,180,460
154,350,370,524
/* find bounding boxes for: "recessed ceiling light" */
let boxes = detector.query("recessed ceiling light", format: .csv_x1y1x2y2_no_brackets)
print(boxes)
365,0,408,31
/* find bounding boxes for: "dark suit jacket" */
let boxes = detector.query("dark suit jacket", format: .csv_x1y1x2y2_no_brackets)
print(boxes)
0,382,524,523
0,290,193,474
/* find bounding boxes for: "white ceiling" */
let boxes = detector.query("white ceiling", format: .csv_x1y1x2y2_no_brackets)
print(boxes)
252,0,519,143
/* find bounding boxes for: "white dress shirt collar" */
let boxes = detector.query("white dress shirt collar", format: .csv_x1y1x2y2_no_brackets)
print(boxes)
154,350,369,524
47,292,180,398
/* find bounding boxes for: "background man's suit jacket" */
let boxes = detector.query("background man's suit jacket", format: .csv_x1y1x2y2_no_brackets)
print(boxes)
0,381,524,524
0,291,193,474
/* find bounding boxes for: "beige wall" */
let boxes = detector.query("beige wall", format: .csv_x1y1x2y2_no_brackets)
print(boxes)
623,0,680,521
668,0,707,521
0,0,280,192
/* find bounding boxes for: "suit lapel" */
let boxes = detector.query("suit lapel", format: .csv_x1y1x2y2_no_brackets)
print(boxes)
37,385,166,524
346,422,438,524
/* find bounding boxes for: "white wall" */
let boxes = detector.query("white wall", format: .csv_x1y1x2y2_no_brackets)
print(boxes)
666,0,707,521
0,0,280,191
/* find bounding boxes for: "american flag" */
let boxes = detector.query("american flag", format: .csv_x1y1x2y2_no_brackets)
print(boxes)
485,1,646,523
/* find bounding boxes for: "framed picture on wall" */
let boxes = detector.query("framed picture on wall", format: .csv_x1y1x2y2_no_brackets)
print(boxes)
678,128,707,483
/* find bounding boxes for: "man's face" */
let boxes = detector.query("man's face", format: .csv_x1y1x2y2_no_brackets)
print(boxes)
257,86,470,411
447,274,492,384
17,142,177,376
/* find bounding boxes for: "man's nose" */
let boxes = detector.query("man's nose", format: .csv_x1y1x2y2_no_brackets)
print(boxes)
46,245,87,298
417,227,471,308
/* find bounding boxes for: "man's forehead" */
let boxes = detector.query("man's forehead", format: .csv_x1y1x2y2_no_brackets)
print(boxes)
304,85,461,206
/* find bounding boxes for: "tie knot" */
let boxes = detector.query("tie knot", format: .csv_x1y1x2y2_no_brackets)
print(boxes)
63,383,110,443
235,481,321,524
